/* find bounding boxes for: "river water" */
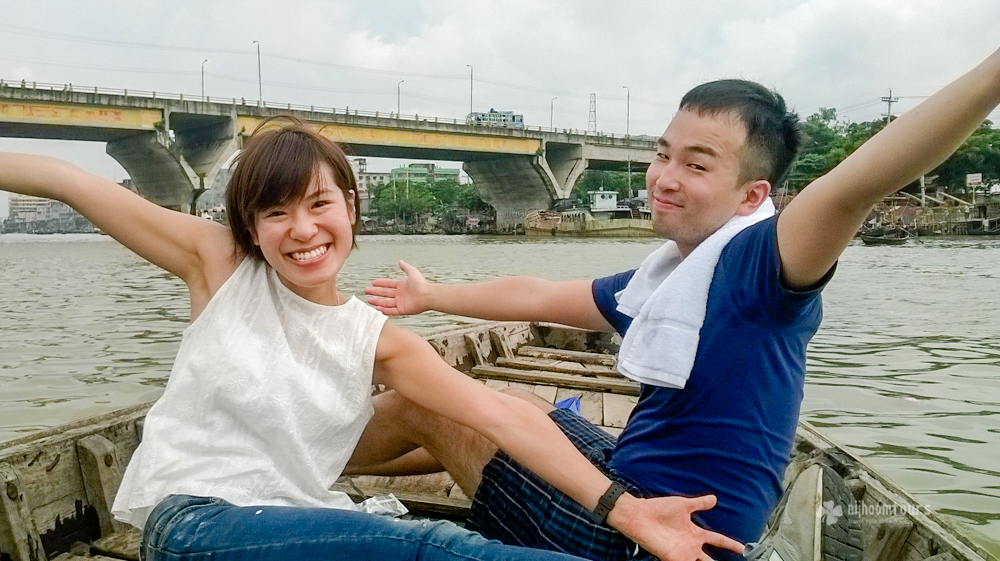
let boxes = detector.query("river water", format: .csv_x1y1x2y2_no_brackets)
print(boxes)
1,233,999,550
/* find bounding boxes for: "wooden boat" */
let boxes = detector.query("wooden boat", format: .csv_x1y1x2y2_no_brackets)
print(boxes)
1,321,995,561
524,190,656,238
523,209,656,238
860,227,911,246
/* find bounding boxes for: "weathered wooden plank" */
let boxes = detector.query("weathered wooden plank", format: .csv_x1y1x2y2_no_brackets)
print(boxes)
7,444,97,557
796,422,994,561
2,411,141,523
0,408,143,558
448,484,469,501
490,323,534,351
603,393,638,428
51,554,121,561
579,392,604,426
553,389,603,425
516,346,617,366
470,366,639,396
77,435,126,536
506,381,536,394
0,402,149,458
496,357,618,377
923,554,958,561
91,527,141,561
22,497,99,555
483,379,510,391
488,328,516,360
863,515,914,561
18,442,87,520
532,385,558,404
903,528,935,560
0,463,45,561
348,472,457,498
464,332,495,366
527,324,619,355
858,472,983,561
330,483,471,519
17,440,100,554
420,321,524,373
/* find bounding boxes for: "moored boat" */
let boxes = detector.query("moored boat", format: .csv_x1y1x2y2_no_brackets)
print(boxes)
859,227,911,245
0,321,995,561
524,189,656,238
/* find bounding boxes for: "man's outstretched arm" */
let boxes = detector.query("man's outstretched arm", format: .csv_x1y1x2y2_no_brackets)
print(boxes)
365,260,615,331
778,46,1000,289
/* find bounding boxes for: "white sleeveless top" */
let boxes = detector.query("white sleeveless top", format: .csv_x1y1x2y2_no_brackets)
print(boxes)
112,258,387,529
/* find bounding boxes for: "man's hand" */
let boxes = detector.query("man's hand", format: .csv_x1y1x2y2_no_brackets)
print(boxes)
365,260,431,316
609,494,744,561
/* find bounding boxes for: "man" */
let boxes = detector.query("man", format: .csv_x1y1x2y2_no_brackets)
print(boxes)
352,47,1000,561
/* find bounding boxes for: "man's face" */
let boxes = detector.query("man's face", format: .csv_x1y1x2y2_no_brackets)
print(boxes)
645,109,754,255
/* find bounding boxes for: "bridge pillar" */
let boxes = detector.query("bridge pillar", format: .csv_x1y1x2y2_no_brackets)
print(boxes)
544,142,586,200
465,141,586,230
106,111,237,212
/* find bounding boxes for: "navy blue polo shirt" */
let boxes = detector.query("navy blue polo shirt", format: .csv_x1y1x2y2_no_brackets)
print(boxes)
592,215,830,551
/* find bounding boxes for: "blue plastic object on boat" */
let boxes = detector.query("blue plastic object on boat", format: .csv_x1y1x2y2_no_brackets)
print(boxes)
553,396,581,415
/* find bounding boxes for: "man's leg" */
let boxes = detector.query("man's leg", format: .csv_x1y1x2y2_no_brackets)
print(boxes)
346,389,636,561
345,388,554,496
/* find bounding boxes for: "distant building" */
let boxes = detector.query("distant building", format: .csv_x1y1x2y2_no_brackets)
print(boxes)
5,192,95,233
353,158,386,215
389,163,460,185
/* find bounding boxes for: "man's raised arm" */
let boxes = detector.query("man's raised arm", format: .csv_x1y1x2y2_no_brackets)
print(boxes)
365,260,615,332
777,46,1000,289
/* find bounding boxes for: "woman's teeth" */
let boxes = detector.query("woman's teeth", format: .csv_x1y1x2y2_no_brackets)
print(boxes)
290,246,327,261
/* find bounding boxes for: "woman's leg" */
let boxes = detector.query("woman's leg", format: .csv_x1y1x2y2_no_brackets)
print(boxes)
143,495,586,561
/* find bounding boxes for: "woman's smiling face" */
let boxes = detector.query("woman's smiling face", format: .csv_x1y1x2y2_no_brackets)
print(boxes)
252,162,356,305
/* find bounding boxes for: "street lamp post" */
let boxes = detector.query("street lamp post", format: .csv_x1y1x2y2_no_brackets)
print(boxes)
201,59,209,101
397,80,404,116
253,40,263,106
466,64,473,115
622,85,632,197
550,97,557,130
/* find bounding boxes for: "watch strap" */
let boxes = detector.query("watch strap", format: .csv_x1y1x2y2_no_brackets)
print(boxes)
591,481,628,524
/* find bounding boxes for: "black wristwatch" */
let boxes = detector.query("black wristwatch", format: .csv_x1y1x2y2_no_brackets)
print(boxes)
591,481,628,524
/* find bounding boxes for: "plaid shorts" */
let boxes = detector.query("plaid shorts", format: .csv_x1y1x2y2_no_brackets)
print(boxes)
466,408,652,561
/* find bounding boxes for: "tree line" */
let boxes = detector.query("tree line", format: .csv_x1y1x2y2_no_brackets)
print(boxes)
790,108,1000,193
368,177,492,227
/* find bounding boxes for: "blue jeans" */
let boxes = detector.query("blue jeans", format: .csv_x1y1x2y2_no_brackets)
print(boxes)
142,495,586,561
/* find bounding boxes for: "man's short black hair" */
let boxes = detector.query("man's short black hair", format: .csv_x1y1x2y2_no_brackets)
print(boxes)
679,79,801,187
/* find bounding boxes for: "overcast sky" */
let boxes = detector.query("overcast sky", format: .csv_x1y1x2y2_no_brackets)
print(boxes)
1,0,999,218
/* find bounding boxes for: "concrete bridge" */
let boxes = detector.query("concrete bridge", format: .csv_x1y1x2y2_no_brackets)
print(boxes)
0,79,656,227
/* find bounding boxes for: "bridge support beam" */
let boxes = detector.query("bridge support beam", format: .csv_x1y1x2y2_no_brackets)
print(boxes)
465,142,586,231
106,112,237,212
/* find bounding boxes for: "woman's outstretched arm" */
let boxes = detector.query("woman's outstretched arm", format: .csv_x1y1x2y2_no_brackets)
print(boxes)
0,153,237,314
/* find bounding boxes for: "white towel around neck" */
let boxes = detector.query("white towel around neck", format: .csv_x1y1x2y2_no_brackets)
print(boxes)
615,198,775,388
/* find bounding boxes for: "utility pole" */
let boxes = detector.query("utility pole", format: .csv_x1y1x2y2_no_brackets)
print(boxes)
623,85,632,197
587,93,597,135
397,79,404,115
201,59,209,101
253,41,263,106
550,97,557,130
466,64,474,115
881,88,898,125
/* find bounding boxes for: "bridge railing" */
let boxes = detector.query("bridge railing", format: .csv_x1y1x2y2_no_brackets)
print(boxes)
0,78,655,148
